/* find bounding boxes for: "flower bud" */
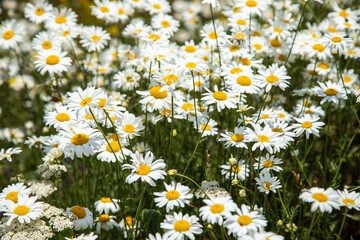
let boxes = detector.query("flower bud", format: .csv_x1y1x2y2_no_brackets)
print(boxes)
232,179,239,186
168,169,178,176
277,219,283,227
229,157,237,166
239,189,246,197
207,224,213,230
172,129,177,137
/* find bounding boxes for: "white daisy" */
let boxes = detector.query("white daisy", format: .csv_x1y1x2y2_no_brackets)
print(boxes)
80,26,111,52
337,189,360,210
314,80,347,105
299,187,340,213
220,159,250,181
258,63,291,92
254,153,283,172
201,85,237,112
34,50,72,76
24,0,54,24
195,118,218,137
44,105,76,130
0,183,31,206
219,127,248,149
65,232,98,240
292,115,325,139
117,113,145,139
0,147,22,162
161,212,203,240
66,205,93,230
95,214,118,233
96,140,131,163
94,197,120,214
199,196,237,225
255,170,282,194
245,123,281,154
0,20,24,50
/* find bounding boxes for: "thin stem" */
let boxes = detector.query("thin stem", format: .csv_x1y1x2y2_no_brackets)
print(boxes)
176,173,211,199
337,208,348,238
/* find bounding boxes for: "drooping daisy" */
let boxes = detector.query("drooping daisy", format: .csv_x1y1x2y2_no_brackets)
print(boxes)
201,85,237,112
219,127,248,149
95,214,118,233
0,183,31,205
117,113,145,139
154,182,193,213
220,159,250,181
3,195,43,226
258,63,291,92
161,212,203,240
119,216,140,239
34,50,72,76
224,204,267,238
0,20,24,50
67,206,93,230
58,125,102,158
199,196,237,225
292,115,325,139
80,26,111,52
299,187,340,213
337,189,360,210
255,170,282,194
314,80,347,105
94,197,120,214
24,0,54,24
122,151,166,187
44,105,76,130
195,118,218,137
254,153,283,172
0,147,22,162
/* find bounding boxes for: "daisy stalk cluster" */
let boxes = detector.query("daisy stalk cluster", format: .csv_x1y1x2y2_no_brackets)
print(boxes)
1,0,360,239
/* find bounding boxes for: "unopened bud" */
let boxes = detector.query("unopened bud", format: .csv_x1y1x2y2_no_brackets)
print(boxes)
239,189,246,197
136,145,145,153
49,148,63,159
229,157,237,166
232,179,239,186
207,224,213,230
168,169,178,176
42,127,49,133
277,219,283,227
172,129,177,137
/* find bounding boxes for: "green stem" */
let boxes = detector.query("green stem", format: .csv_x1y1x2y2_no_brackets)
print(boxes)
337,208,348,238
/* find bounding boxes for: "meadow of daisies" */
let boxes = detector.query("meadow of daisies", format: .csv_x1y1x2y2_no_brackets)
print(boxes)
1,0,360,239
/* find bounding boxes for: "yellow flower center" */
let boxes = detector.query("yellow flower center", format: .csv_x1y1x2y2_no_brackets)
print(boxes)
271,128,283,133
182,103,194,112
339,10,348,18
236,19,247,25
122,124,135,133
229,45,240,52
328,27,337,33
166,190,180,200
55,16,67,24
331,37,342,42
85,114,93,120
246,0,258,7
342,198,355,206
150,86,168,99
266,75,279,83
312,44,325,52
125,216,133,226
118,8,125,14
262,115,269,119
240,58,251,66
71,133,89,146
213,91,227,100
56,113,70,122
174,220,190,232
45,55,60,65
194,81,203,86
201,124,211,131
100,197,112,203
238,215,252,226
148,34,160,41
263,182,272,190
347,50,356,55
344,23,352,27
210,204,224,214
270,39,282,47
304,109,314,114
230,67,243,74
278,113,285,118
312,193,328,202
231,134,244,142
80,97,92,106
161,109,172,117
100,6,109,13
97,98,106,108
209,32,218,39
263,160,273,168
235,32,246,40
70,206,87,219
42,41,52,49
163,75,178,85
274,28,283,33
153,4,161,9
99,214,110,223
106,141,121,152
13,205,30,216
252,31,261,36
343,76,351,83
253,44,262,50
186,62,197,69
35,8,44,16
258,135,269,142
91,35,100,42
5,191,18,203
63,31,70,37
137,164,151,175
236,76,252,86
318,63,329,69
301,121,312,128
324,88,338,96
185,45,196,53
161,21,170,28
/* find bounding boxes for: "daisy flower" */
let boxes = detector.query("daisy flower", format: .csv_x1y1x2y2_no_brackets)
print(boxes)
196,118,218,137
3,195,43,226
228,13,251,32
324,32,352,53
94,197,120,214
306,40,331,60
337,189,360,210
113,69,141,91
67,206,93,230
292,115,325,139
32,31,62,52
24,0,54,24
254,153,283,172
45,7,77,30
0,183,31,205
0,147,22,162
65,232,98,240
145,0,171,15
267,119,295,147
44,105,76,130
34,50,72,76
239,0,269,16
122,151,166,187
200,22,227,46
147,233,164,240
91,0,115,23
220,159,250,181
227,70,261,94
199,196,237,225
112,1,132,23
80,26,111,52
219,127,248,149
161,212,203,240
248,231,285,240
152,14,180,36
153,181,193,212
314,80,347,105
258,63,291,92
95,214,118,233
0,20,24,50
117,113,145,139
67,87,104,114
299,187,340,213
58,125,102,158
201,85,237,112
96,139,131,163
220,40,247,60
137,85,172,111
119,216,140,239
179,57,208,73
224,204,267,238
245,123,281,154
255,170,282,194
